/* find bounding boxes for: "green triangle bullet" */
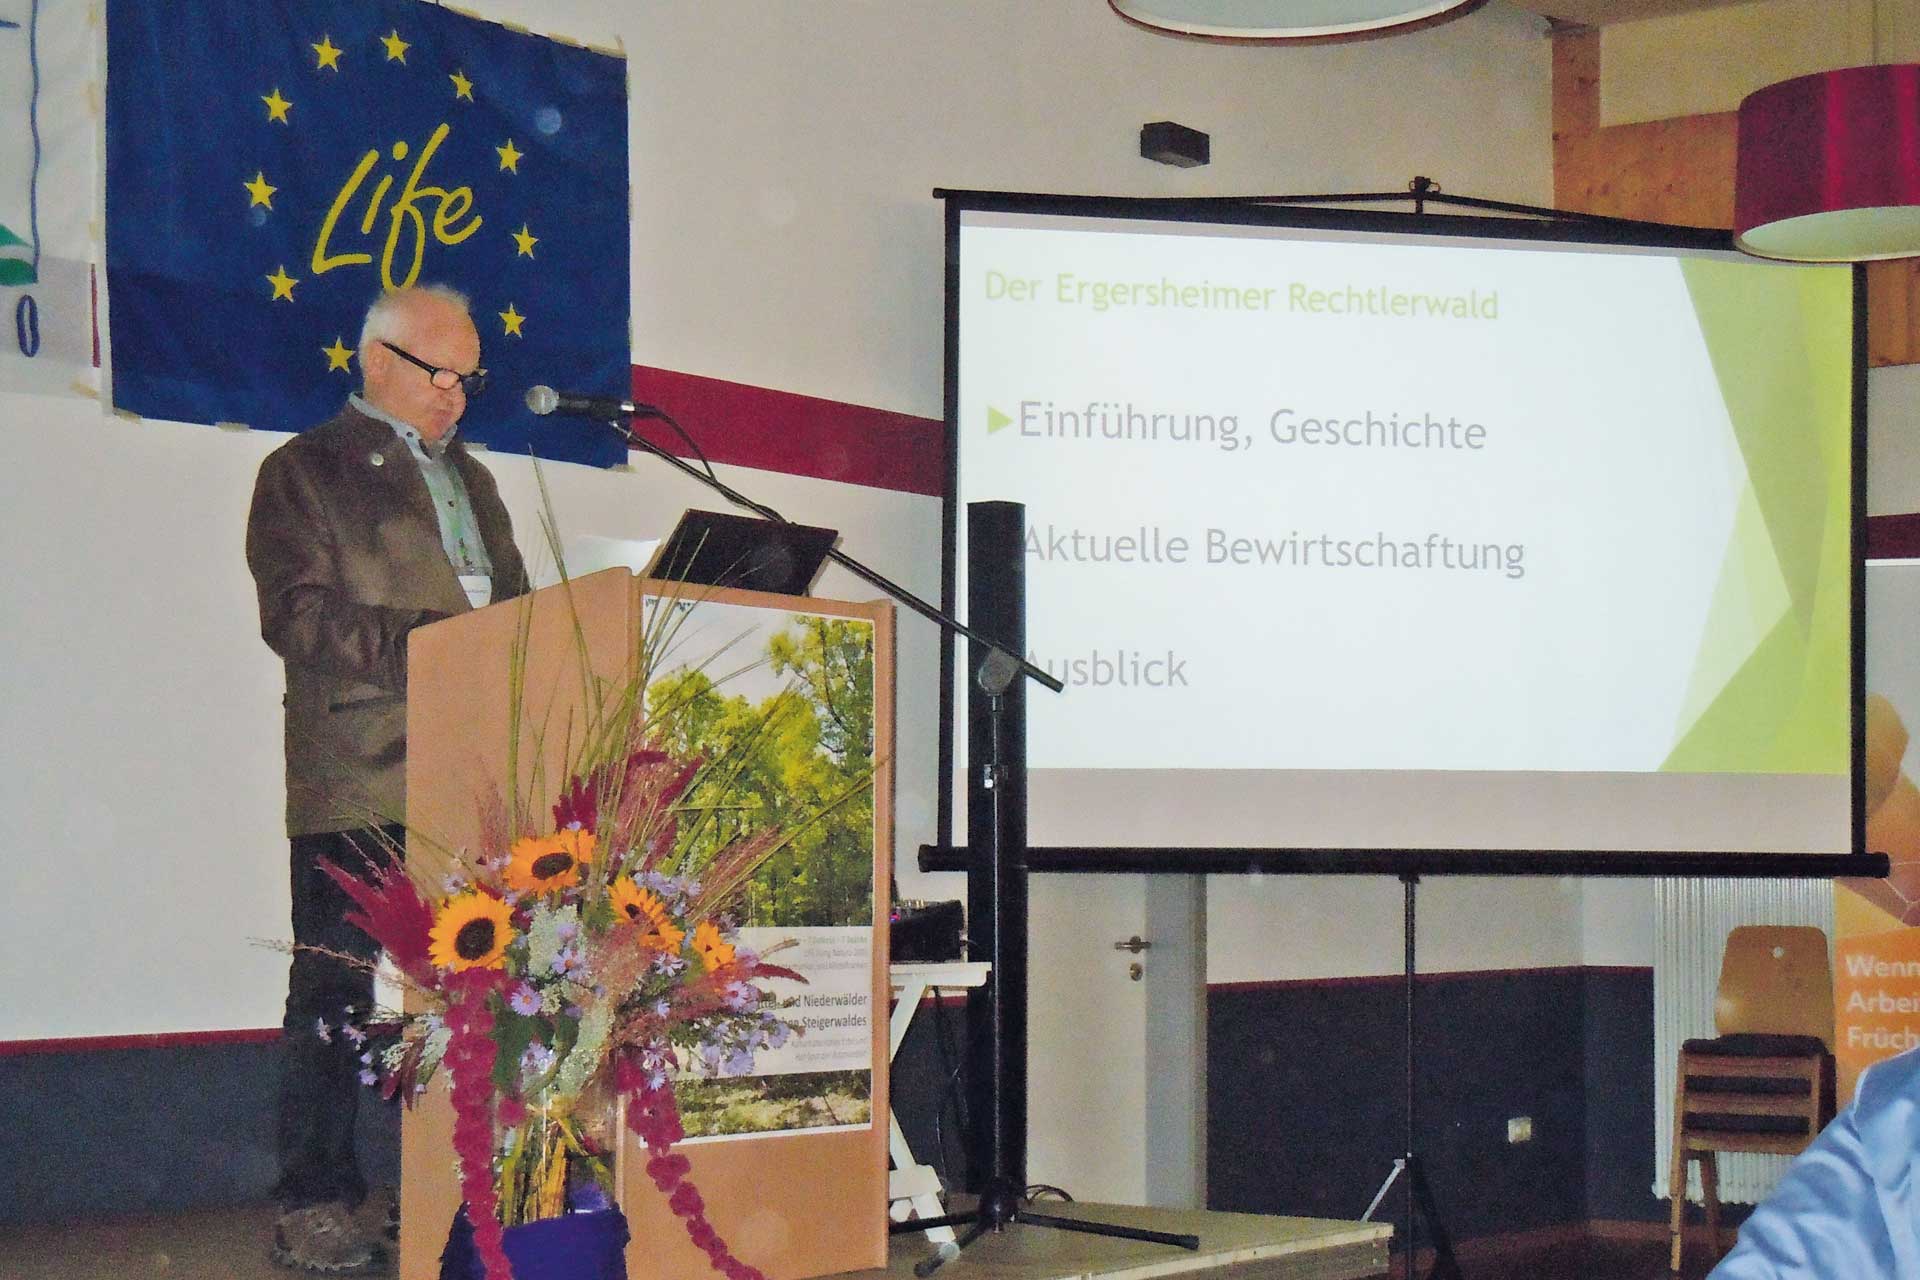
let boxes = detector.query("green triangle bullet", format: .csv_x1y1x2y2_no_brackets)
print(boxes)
987,406,1013,434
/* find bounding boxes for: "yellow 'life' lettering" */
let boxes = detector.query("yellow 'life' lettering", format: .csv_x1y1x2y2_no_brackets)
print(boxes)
309,124,483,290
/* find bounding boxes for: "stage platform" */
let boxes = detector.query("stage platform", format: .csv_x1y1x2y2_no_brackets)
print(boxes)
0,1200,1389,1280
863,1202,1390,1280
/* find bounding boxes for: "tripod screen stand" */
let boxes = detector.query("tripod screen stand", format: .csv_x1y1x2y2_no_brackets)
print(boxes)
1357,873,1462,1280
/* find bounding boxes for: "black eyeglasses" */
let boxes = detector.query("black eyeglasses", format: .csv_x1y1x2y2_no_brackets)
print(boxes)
381,340,488,397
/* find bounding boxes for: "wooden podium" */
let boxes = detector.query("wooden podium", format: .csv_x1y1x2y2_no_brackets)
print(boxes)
400,568,892,1280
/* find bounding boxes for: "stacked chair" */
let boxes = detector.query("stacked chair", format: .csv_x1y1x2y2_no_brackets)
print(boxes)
1668,924,1836,1272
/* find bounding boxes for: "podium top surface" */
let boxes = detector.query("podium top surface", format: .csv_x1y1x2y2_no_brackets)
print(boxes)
846,1203,1390,1280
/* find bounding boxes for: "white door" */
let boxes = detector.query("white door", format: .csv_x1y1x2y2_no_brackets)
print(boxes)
1026,873,1146,1203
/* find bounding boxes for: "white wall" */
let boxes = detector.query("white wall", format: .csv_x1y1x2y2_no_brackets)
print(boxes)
0,398,941,1039
2,0,1563,1041
622,1,1555,418
1870,365,1920,517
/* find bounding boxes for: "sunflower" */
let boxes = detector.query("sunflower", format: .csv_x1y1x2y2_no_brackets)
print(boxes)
691,919,736,972
428,892,516,972
505,829,596,896
608,877,685,952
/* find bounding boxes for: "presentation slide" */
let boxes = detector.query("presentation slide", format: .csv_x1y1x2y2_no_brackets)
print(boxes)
948,203,1856,857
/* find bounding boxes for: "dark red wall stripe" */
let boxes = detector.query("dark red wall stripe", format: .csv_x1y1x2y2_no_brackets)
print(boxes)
630,365,945,498
1868,512,1920,560
0,1027,281,1057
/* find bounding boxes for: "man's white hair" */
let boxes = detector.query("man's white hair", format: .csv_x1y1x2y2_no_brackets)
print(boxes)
358,284,472,353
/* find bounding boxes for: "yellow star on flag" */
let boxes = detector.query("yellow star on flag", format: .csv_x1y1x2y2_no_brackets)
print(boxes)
266,266,299,301
511,225,538,258
499,304,525,337
312,35,342,71
322,337,354,371
380,30,409,63
496,139,522,173
244,171,278,209
450,70,475,101
261,87,292,123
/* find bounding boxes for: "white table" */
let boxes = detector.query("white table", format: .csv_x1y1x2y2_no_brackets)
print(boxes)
887,960,991,1242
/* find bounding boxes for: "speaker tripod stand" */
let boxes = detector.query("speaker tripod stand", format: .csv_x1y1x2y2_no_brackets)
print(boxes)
894,637,1199,1275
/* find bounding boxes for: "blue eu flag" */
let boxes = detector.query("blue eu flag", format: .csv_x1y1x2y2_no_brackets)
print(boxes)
105,0,629,467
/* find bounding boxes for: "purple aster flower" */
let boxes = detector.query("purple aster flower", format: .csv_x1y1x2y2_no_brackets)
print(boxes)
722,1047,755,1076
555,920,580,944
508,984,542,1016
342,1023,368,1046
314,1018,333,1043
767,1022,792,1048
520,1042,557,1075
358,1068,378,1087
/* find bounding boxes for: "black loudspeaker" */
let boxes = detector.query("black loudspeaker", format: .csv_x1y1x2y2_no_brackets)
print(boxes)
964,499,1028,1194
890,899,966,962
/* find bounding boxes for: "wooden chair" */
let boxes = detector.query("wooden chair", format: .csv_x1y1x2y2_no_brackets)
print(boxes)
1668,925,1836,1272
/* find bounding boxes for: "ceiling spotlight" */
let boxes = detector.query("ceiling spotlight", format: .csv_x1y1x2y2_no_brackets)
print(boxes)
1109,0,1487,41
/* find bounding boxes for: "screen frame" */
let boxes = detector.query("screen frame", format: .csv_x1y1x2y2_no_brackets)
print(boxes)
934,188,1871,876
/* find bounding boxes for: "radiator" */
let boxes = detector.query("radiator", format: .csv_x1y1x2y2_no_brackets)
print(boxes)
1651,877,1833,1205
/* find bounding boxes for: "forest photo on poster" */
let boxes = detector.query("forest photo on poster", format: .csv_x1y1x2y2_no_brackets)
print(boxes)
646,606,878,1139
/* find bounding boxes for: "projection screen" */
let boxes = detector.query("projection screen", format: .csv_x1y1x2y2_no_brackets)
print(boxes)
942,195,1861,863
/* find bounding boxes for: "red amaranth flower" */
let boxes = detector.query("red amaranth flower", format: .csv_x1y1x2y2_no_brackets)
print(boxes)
445,969,512,1280
320,856,437,986
552,771,598,834
618,1055,765,1280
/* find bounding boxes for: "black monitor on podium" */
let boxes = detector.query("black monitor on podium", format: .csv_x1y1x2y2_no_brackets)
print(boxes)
643,508,837,597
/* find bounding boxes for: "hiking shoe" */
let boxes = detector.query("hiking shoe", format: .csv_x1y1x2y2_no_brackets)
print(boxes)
271,1202,390,1275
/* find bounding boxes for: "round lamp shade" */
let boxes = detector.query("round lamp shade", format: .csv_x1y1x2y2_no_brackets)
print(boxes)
1109,0,1484,41
1735,63,1920,262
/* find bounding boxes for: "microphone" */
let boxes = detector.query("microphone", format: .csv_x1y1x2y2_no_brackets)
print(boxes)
524,385,664,421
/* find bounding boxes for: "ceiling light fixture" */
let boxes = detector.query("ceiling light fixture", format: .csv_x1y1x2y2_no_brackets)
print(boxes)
1734,62,1920,262
1108,0,1486,42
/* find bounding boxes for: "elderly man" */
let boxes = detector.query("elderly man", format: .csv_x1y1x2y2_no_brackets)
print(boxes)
246,285,528,1274
1708,1044,1920,1278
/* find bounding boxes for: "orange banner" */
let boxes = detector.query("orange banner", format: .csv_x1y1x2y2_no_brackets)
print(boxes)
1838,560,1920,1101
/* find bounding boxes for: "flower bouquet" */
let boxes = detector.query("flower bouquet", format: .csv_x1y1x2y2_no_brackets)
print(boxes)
319,586,871,1280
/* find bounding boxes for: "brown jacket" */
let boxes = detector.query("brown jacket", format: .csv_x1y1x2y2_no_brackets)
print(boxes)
246,405,529,836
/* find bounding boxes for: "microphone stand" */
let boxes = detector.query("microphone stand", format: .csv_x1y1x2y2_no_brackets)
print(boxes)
593,412,1198,1271
598,410,1058,689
